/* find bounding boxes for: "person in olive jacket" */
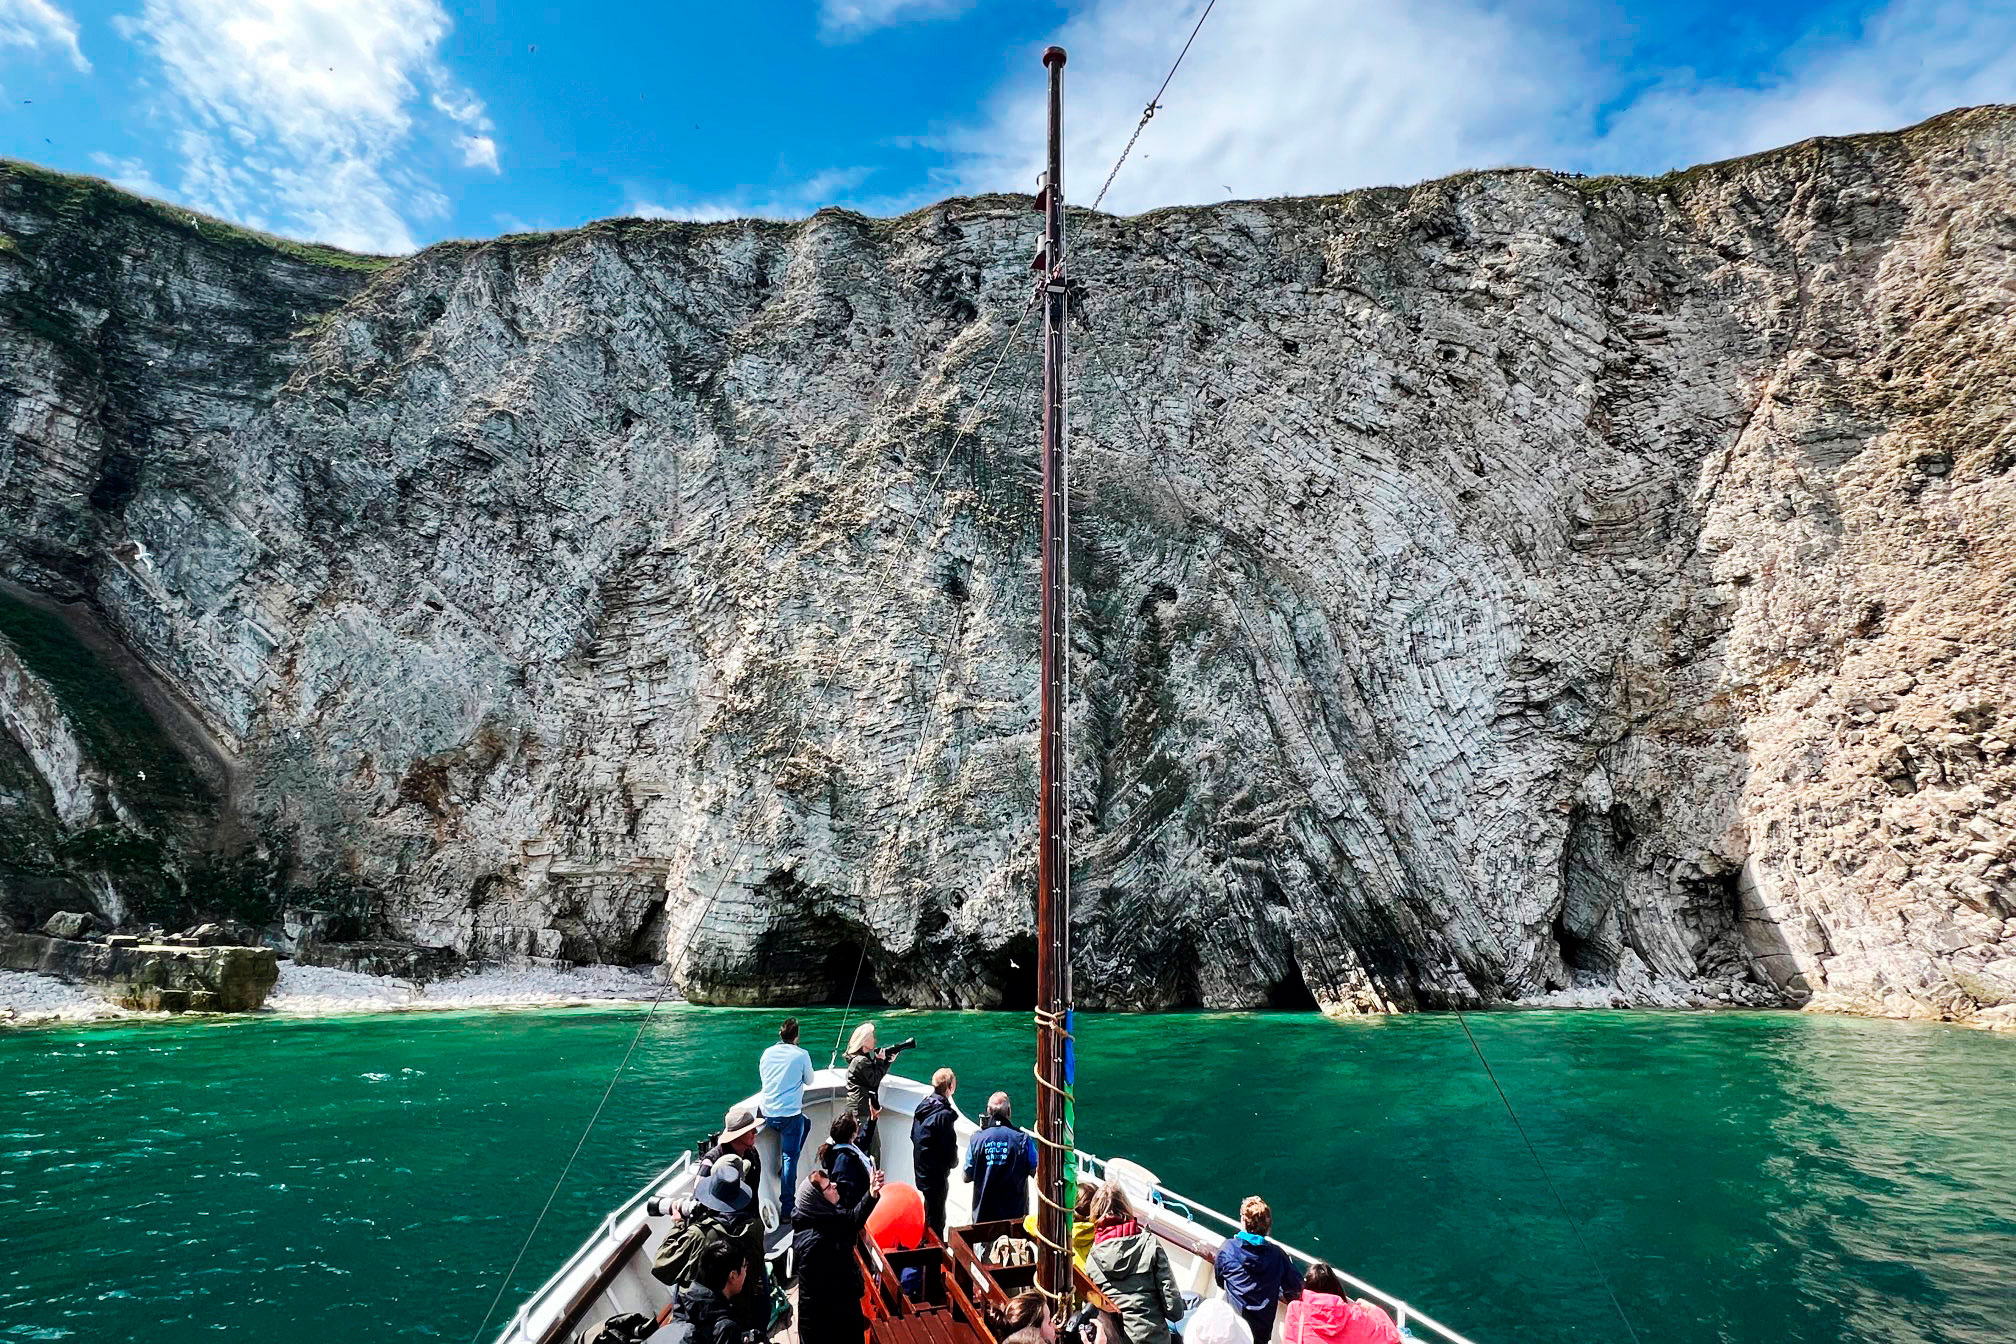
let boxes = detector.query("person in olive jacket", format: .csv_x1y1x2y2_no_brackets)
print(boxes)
792,1162,884,1344
1084,1183,1185,1344
843,1021,915,1155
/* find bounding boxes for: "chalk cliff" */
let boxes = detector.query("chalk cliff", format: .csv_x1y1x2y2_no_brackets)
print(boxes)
1,107,2012,1023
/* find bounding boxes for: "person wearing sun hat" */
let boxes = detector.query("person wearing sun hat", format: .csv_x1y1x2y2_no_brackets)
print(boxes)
698,1103,764,1201
651,1154,769,1335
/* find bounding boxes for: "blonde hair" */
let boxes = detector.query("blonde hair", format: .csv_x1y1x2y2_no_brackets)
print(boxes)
1239,1196,1272,1235
932,1067,956,1093
847,1022,877,1055
1089,1182,1134,1227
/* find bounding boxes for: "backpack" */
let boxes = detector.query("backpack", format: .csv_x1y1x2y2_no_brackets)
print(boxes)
650,1212,732,1287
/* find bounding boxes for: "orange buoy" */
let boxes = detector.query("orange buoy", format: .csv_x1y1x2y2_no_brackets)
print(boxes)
865,1180,927,1250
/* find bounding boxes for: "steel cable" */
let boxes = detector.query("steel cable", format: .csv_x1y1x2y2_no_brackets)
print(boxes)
1087,0,1220,214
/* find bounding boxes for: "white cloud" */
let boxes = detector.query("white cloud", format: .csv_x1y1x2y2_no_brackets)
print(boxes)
819,0,970,41
458,133,499,172
90,151,170,198
938,0,2016,214
629,165,876,223
1586,0,2016,174
0,0,89,71
116,0,501,253
940,0,1579,213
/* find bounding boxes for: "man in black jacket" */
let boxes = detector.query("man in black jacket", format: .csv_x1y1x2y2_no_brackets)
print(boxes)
648,1240,751,1344
910,1067,960,1238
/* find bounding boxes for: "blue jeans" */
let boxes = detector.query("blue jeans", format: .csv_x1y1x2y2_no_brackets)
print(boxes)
765,1112,812,1206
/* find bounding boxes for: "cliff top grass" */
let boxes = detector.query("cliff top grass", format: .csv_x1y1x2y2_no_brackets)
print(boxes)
3,103,2007,278
0,159,394,274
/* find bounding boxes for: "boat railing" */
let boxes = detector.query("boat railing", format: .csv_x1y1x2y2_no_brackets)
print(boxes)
499,1151,693,1342
1075,1152,1479,1344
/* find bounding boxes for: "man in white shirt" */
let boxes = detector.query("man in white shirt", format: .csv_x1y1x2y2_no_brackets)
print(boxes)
758,1015,815,1206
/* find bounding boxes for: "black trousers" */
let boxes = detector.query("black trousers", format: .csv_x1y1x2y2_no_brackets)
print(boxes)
919,1175,949,1240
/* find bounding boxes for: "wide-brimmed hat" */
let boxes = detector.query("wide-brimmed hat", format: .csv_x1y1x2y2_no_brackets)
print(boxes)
696,1154,753,1217
720,1105,760,1145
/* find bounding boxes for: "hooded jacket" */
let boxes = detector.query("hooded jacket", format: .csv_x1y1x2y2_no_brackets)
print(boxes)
792,1179,881,1344
1085,1228,1185,1344
1281,1291,1404,1344
1214,1233,1303,1339
645,1283,747,1344
910,1092,960,1186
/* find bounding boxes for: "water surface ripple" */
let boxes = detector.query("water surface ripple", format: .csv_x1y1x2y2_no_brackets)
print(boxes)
2,1008,2012,1344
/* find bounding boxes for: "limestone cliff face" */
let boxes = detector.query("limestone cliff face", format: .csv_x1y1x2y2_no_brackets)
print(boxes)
1,109,2012,1022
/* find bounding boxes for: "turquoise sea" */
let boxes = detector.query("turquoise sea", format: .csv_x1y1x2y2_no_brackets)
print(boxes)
2,1006,2013,1344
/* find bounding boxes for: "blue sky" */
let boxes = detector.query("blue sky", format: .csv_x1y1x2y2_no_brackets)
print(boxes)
0,0,2011,254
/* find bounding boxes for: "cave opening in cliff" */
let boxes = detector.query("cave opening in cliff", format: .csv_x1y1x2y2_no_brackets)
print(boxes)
816,939,886,1006
988,933,1038,1011
1267,957,1321,1011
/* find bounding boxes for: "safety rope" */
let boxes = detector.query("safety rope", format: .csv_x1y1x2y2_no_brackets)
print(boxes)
1087,0,1219,215
1071,310,1647,1344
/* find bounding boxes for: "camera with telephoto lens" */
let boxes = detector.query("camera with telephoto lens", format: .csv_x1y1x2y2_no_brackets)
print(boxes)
886,1037,918,1058
1062,1303,1102,1340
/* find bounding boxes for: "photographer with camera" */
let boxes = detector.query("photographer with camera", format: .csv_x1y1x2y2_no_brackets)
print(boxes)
842,1021,915,1155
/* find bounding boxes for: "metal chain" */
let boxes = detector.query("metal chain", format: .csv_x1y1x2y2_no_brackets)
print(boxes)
1087,0,1220,214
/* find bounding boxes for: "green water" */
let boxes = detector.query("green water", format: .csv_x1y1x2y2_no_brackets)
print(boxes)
3,1008,2013,1344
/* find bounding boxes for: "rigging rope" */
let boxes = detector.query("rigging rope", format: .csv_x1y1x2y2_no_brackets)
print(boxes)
1087,0,1219,214
1072,309,1645,1344
831,291,1046,1067
1452,1006,1645,1344
465,830,754,1344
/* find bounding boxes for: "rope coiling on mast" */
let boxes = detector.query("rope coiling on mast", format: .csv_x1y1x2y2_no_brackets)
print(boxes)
1026,1004,1077,1301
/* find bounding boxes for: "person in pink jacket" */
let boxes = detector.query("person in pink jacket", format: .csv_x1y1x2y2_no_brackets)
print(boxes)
1281,1261,1403,1344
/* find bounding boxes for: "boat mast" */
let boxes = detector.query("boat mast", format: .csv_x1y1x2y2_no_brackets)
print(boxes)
1033,41,1073,1311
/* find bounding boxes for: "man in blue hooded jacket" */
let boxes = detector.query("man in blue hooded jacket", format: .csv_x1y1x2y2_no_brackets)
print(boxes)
963,1091,1038,1223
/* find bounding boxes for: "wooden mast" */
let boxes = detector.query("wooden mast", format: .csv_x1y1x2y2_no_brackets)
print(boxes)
1033,41,1073,1310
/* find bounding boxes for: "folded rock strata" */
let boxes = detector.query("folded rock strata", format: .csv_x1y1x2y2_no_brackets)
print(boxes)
0,109,2012,1021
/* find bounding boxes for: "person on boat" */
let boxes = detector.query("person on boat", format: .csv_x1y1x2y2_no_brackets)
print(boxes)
793,1162,885,1344
1280,1262,1403,1344
843,1021,915,1153
910,1066,960,1237
1182,1300,1253,1344
821,1109,877,1209
1213,1195,1303,1340
1022,1178,1098,1268
758,1016,814,1209
965,1091,1040,1223
651,1239,753,1344
697,1104,762,1194
648,1156,769,1337
1084,1183,1185,1344
991,1289,1056,1344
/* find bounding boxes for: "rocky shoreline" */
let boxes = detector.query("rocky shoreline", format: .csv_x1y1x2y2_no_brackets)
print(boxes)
5,960,2009,1032
0,959,666,1027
